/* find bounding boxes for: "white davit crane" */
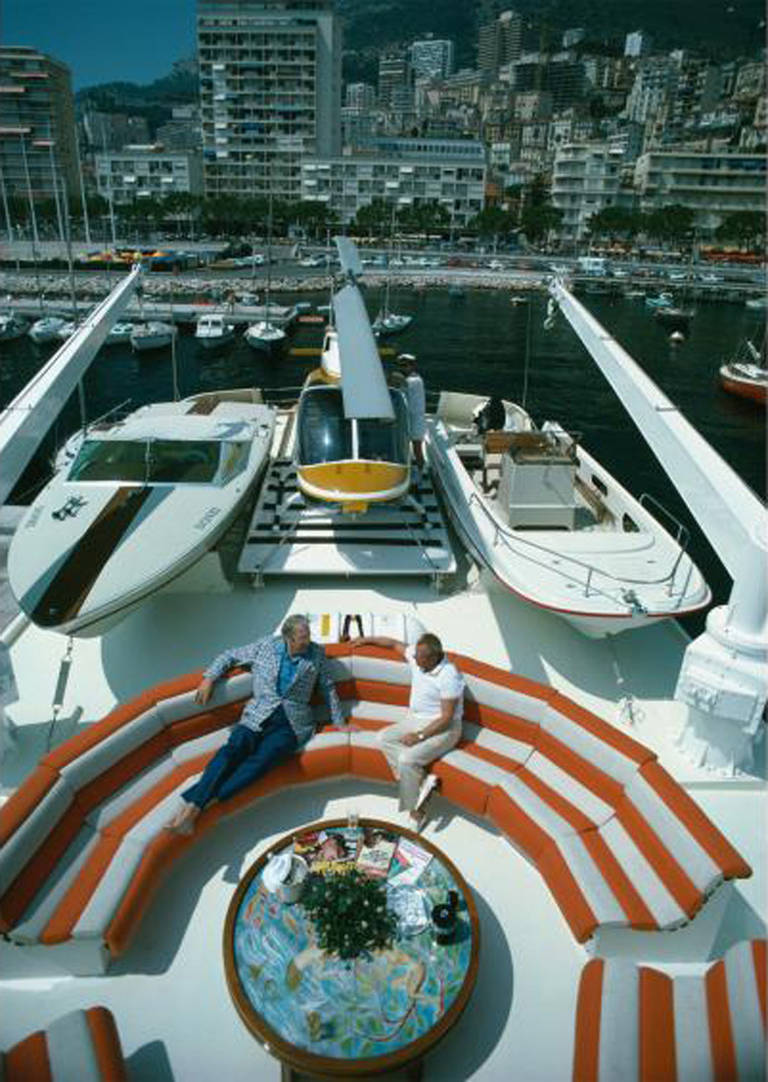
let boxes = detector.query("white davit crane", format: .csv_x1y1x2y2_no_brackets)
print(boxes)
0,264,143,507
548,278,767,774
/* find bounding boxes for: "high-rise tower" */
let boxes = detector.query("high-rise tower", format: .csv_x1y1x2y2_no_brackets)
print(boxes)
197,0,341,200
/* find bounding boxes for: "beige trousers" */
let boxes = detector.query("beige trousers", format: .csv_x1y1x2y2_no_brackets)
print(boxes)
377,713,461,811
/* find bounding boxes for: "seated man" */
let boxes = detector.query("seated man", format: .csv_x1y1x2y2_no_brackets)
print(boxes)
352,631,464,828
167,614,345,833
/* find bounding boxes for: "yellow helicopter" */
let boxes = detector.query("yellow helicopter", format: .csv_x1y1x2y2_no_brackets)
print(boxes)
294,238,412,513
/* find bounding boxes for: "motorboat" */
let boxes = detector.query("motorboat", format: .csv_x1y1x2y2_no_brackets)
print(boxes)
719,338,766,405
103,321,134,346
745,295,767,310
7,391,275,637
654,305,695,327
0,257,765,1082
244,319,285,352
426,392,711,636
0,311,29,341
130,321,177,352
195,312,237,350
28,315,68,345
55,319,82,341
645,291,674,309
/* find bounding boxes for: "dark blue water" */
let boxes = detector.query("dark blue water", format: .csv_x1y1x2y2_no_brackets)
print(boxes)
1,286,764,631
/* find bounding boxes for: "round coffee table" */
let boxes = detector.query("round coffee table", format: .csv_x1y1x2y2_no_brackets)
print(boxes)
223,818,480,1080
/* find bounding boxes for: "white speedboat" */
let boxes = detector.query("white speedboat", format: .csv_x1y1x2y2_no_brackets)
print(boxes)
7,391,275,637
244,319,285,352
0,311,29,341
195,312,237,350
427,392,711,636
103,321,134,346
130,321,177,352
28,315,68,344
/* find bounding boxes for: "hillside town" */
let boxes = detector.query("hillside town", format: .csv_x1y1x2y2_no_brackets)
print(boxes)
0,1,765,254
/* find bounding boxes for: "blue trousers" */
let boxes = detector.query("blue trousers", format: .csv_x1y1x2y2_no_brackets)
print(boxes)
182,705,298,809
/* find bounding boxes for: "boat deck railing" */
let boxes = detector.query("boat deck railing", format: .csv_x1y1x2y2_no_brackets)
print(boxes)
466,489,694,610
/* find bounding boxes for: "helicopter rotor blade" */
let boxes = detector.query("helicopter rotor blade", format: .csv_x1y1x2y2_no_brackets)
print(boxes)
333,282,394,420
334,235,363,279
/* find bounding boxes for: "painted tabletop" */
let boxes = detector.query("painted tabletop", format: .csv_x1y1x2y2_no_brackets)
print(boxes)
225,819,478,1072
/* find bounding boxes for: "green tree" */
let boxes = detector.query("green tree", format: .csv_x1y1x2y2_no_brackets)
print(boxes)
520,203,562,244
352,198,393,239
468,205,516,240
587,205,644,240
714,210,766,251
643,204,695,244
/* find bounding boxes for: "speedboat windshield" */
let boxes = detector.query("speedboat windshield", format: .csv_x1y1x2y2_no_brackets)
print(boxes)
67,438,248,484
297,386,409,466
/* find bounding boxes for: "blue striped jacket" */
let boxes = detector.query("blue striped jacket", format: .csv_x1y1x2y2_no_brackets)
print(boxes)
203,636,344,746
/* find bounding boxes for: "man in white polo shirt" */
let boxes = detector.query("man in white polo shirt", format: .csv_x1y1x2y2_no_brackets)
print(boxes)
352,631,464,827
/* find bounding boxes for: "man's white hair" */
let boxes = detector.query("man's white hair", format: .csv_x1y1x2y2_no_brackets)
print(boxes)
281,614,310,641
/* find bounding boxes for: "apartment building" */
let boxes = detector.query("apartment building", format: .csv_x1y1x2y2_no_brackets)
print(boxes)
552,142,625,241
0,46,79,203
301,138,485,225
634,150,766,234
410,38,454,82
94,146,203,204
197,0,341,201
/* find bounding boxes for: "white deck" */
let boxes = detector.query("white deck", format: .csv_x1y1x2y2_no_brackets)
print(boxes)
0,540,766,1080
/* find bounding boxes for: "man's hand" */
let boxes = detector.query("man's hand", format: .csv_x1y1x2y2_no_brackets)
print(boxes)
194,677,214,706
401,731,421,747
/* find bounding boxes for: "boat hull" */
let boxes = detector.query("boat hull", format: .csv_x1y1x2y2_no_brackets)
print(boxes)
719,369,767,404
427,415,711,637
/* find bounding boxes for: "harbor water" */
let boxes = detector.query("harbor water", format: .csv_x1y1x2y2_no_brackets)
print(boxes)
1,285,764,635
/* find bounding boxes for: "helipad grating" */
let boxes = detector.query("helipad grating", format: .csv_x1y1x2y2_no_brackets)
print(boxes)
238,462,456,577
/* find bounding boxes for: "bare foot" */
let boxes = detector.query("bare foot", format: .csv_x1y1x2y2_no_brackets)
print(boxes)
166,802,200,835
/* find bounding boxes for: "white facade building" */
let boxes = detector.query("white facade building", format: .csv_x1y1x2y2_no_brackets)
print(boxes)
301,138,485,225
552,142,625,241
410,38,454,81
634,150,766,235
94,146,203,204
624,30,653,58
197,0,341,200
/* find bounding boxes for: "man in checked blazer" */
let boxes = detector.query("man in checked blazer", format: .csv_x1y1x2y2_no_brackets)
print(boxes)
167,614,345,833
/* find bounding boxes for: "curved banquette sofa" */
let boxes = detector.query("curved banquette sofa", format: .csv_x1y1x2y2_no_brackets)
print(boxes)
572,938,767,1082
0,645,751,974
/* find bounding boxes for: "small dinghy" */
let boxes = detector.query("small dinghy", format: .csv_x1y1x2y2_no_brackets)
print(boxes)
8,391,275,636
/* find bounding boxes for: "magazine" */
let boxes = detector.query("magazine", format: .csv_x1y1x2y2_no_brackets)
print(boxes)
356,829,397,879
293,829,357,875
389,837,433,887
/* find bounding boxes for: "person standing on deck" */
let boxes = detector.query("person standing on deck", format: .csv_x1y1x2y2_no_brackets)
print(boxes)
396,354,426,471
167,615,345,834
352,631,464,829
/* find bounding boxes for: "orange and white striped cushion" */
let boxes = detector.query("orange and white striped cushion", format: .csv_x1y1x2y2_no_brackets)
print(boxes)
573,940,767,1082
